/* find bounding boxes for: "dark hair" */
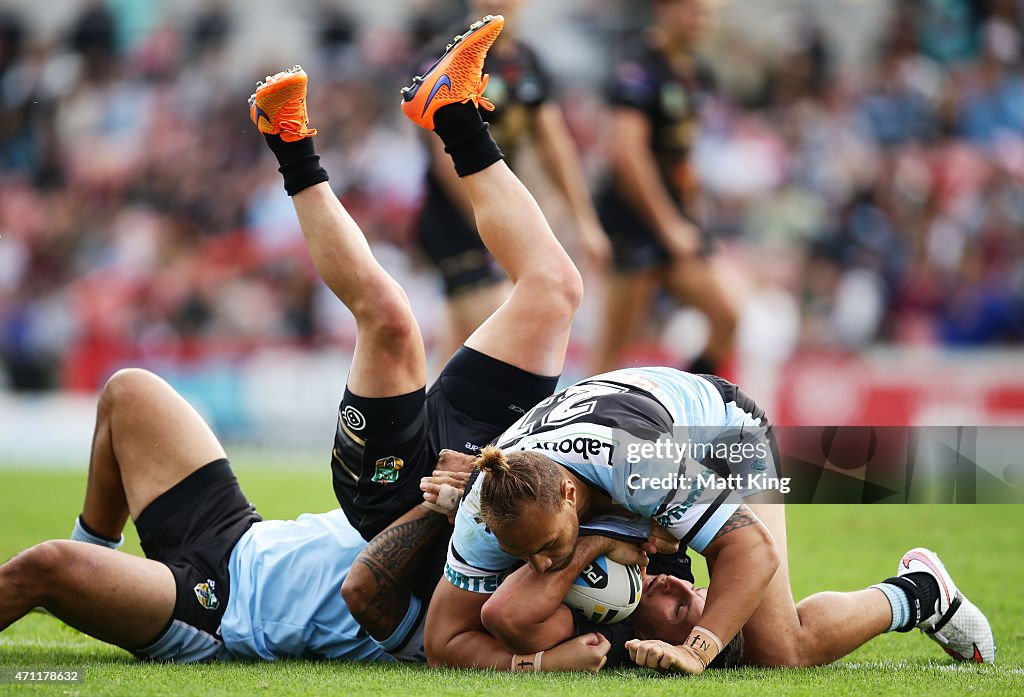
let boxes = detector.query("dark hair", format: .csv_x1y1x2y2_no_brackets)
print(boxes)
476,446,564,530
708,630,744,669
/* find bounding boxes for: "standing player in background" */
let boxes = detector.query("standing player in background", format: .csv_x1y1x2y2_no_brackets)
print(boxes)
415,0,610,369
590,0,738,376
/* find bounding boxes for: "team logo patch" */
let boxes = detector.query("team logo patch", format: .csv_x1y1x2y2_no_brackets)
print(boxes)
342,405,366,431
194,579,220,611
372,456,404,484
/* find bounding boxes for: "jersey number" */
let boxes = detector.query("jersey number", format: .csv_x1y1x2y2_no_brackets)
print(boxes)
501,382,627,443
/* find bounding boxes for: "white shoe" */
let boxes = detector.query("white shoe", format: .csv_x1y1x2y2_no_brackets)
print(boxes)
898,547,996,663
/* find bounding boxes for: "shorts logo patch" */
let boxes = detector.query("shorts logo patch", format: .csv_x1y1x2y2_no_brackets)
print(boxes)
342,405,366,431
372,456,403,484
194,579,220,611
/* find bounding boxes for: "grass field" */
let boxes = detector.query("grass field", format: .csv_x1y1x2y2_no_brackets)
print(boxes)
0,459,1022,696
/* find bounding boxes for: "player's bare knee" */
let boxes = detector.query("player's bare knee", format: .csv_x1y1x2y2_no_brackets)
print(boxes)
3,541,70,602
354,289,417,352
102,368,160,413
520,263,584,321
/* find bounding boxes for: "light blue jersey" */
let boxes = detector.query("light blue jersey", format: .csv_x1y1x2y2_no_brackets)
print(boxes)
446,368,774,593
221,509,424,662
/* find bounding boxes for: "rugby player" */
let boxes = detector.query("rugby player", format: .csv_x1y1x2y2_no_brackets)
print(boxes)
0,15,608,668
413,0,609,368
590,0,737,377
426,366,996,672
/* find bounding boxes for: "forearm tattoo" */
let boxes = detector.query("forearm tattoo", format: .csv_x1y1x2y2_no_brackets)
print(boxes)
710,504,758,543
352,513,448,639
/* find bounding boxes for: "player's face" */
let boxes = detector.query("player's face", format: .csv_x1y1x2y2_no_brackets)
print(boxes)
630,574,707,644
656,0,711,46
494,501,579,574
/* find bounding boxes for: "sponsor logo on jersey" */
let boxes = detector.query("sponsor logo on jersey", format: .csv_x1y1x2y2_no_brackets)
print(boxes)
464,442,481,452
653,485,706,527
372,456,404,484
194,579,220,611
445,566,501,593
342,405,366,431
531,436,614,461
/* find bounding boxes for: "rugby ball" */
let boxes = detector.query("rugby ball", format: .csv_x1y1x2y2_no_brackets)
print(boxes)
563,555,643,624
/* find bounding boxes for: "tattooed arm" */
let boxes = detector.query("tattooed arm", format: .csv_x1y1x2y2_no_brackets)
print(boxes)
341,503,449,640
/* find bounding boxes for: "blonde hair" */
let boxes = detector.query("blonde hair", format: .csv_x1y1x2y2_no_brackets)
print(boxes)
476,446,563,530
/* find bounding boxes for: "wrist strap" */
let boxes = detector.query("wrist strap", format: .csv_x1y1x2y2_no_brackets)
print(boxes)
685,626,724,668
510,651,544,672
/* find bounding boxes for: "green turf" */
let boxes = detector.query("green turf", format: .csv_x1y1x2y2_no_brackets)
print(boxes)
0,461,1021,696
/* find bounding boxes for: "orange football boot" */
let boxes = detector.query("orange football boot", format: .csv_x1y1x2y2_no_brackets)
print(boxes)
400,15,504,130
248,65,317,142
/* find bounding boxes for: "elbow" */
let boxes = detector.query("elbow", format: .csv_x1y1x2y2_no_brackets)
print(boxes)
424,627,450,668
340,564,372,619
755,522,781,579
480,595,535,654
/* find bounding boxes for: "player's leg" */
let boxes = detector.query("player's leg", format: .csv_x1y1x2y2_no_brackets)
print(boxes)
0,541,175,649
251,68,425,399
741,504,959,666
79,368,227,540
2,367,231,650
739,504,889,666
401,16,581,378
665,255,737,374
589,271,660,374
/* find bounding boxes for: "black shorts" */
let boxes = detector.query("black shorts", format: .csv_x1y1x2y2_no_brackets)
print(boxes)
331,346,558,598
417,189,505,297
134,459,261,658
597,186,712,272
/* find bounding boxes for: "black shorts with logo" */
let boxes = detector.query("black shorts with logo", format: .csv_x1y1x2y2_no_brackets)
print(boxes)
331,346,558,598
134,459,261,654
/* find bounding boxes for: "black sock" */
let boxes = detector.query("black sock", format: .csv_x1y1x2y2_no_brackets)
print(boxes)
78,515,120,544
904,571,941,621
264,134,329,196
432,102,503,177
879,573,940,632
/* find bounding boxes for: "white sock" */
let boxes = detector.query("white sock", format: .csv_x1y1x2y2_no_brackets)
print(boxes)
71,516,123,550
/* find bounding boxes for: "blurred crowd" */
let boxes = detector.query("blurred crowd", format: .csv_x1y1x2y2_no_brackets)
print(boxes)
0,0,1022,391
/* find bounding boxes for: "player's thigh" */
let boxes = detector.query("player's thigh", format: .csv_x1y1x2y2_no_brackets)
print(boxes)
104,369,227,519
739,503,803,665
33,540,176,650
665,255,737,327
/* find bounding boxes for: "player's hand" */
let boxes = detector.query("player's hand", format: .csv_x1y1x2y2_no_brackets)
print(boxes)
643,521,680,556
420,469,469,523
542,632,610,673
603,537,649,568
435,448,477,474
625,639,705,675
661,219,701,259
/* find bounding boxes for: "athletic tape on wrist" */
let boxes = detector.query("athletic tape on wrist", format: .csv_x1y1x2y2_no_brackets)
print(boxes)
685,626,723,668
510,651,544,672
